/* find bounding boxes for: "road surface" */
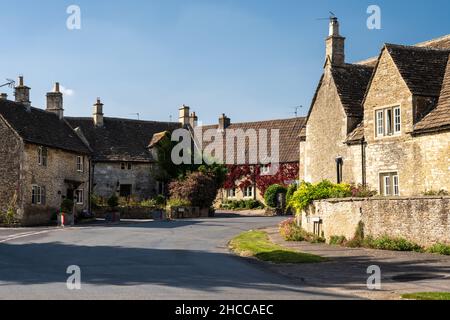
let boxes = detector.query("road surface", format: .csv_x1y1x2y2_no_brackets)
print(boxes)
0,216,355,300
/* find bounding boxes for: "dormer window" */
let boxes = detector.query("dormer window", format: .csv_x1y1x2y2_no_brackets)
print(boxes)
38,147,48,167
376,106,401,137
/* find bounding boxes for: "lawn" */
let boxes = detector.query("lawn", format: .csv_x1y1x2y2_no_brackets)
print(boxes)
401,292,450,300
229,230,325,264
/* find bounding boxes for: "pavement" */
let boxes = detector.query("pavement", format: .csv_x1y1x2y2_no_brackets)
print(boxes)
265,227,450,300
0,215,357,300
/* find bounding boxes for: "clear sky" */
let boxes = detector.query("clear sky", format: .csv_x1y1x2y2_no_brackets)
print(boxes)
0,0,449,124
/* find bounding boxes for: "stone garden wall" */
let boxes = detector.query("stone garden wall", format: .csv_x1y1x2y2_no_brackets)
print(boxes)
302,197,450,247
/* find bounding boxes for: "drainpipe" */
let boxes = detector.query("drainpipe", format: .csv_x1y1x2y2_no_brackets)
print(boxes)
361,140,367,187
89,159,94,214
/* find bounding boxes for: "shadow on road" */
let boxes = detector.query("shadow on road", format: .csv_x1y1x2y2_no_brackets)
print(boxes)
0,241,352,299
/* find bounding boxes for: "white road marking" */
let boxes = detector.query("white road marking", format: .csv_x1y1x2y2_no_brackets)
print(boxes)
0,229,60,243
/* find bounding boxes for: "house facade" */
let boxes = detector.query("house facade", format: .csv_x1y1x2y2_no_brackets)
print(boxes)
0,78,91,226
66,101,180,201
196,112,305,205
301,18,450,196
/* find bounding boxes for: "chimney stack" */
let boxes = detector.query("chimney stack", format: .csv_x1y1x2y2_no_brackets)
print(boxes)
189,112,198,128
46,82,64,120
14,76,31,106
179,105,190,126
325,17,345,66
93,98,104,127
219,114,231,131
0,93,7,100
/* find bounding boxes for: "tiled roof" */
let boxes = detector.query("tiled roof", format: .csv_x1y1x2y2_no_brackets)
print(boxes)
0,100,90,154
332,64,375,117
199,117,306,164
414,56,450,133
66,117,180,162
345,123,365,144
148,131,169,148
386,44,450,97
415,34,450,50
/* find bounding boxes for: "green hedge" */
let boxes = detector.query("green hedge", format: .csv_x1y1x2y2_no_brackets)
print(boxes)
264,184,288,208
221,200,265,211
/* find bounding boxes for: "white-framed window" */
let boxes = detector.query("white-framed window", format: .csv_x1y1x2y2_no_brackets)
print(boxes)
376,110,384,136
243,186,254,199
75,189,84,205
38,147,48,167
394,107,401,133
76,156,84,173
380,172,400,196
31,185,46,205
375,106,401,137
226,188,236,199
260,165,271,175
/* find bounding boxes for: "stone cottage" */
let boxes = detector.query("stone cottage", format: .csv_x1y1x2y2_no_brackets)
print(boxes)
197,112,306,204
300,18,450,196
0,78,91,226
66,102,180,201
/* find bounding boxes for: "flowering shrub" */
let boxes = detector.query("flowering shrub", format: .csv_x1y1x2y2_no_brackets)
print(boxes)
290,180,352,212
350,184,377,197
279,218,325,243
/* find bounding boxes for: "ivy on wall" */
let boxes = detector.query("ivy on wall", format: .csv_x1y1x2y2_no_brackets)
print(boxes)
224,163,299,196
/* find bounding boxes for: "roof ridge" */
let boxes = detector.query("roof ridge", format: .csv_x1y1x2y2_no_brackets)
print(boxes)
385,43,450,52
199,117,306,128
66,116,179,125
415,34,450,47
354,34,450,65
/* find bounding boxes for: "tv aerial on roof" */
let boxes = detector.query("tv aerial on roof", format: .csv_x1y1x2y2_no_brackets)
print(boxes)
316,11,337,21
0,79,15,88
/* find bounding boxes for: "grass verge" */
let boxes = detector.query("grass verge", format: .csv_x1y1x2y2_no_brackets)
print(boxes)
229,230,325,264
401,292,450,300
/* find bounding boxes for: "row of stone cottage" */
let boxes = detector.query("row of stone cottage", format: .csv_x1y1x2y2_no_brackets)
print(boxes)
1,18,449,226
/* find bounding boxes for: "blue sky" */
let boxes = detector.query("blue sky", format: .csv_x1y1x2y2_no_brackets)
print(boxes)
0,0,449,124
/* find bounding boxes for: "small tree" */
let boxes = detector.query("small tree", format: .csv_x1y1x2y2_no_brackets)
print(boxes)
169,172,218,208
107,195,119,211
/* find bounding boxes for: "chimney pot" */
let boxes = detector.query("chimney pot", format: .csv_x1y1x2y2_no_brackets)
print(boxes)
179,105,190,126
219,114,231,130
325,17,345,66
93,98,104,127
14,76,31,106
46,82,64,120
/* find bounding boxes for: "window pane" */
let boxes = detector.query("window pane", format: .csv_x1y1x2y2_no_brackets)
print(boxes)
384,176,391,196
393,175,399,196
394,108,401,133
377,111,384,136
386,109,393,135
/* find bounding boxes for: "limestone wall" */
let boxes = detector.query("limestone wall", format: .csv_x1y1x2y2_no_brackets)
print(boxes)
93,162,157,200
304,67,361,185
302,197,450,247
364,49,450,195
20,144,90,226
0,119,22,215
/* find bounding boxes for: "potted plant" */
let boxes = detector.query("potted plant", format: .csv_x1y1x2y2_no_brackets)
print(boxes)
106,195,120,222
